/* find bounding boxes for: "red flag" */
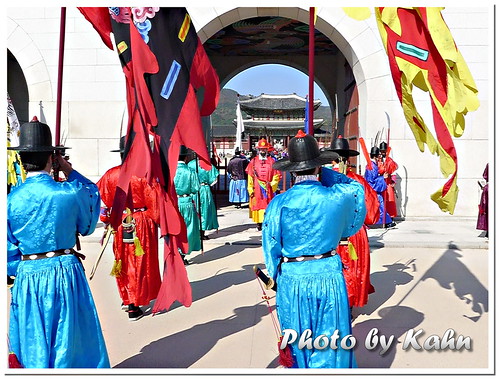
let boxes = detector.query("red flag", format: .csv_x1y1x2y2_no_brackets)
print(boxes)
79,7,220,311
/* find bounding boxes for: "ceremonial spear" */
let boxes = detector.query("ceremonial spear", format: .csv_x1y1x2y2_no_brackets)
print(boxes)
382,112,391,228
194,152,204,254
307,7,315,137
52,7,66,182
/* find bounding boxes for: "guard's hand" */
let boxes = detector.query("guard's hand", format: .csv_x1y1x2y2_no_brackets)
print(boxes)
55,153,73,177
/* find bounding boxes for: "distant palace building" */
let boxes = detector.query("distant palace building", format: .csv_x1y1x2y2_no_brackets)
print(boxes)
212,93,329,154
239,93,324,134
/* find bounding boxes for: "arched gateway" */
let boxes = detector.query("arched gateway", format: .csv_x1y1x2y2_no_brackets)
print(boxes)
196,9,370,156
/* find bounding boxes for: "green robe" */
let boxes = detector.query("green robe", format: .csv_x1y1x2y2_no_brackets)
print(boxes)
174,161,201,254
188,159,219,231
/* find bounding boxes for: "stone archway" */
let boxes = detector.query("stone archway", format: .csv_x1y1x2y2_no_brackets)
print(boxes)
7,17,53,101
190,7,393,144
7,16,53,128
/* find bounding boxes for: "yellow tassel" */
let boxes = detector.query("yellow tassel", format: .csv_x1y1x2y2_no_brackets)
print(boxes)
110,259,122,277
348,241,358,261
133,234,144,256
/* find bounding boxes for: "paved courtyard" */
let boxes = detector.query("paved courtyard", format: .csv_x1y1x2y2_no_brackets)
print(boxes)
77,198,491,374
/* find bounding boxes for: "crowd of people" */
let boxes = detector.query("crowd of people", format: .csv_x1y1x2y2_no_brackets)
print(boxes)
7,119,487,369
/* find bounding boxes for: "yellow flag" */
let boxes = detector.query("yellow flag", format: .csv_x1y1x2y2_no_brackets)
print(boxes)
342,7,371,21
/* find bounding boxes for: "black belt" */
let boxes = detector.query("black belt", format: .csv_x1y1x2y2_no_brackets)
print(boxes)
281,250,336,263
21,248,84,261
177,194,190,197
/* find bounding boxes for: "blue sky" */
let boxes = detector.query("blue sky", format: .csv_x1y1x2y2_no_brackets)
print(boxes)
224,64,330,106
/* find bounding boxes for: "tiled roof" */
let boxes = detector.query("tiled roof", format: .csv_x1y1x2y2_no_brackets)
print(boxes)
239,93,321,112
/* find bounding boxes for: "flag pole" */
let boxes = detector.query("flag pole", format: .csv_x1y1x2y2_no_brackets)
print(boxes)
55,7,66,146
54,7,66,182
307,7,315,137
382,112,391,228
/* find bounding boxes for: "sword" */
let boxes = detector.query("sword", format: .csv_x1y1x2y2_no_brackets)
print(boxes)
253,265,277,291
89,227,113,280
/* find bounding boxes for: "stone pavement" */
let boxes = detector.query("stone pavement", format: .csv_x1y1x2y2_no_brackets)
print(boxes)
13,197,488,374
75,196,492,375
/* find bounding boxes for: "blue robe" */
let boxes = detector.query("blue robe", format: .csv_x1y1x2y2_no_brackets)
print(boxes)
7,171,110,368
174,162,201,254
262,170,366,368
227,155,249,203
187,159,219,231
364,160,392,225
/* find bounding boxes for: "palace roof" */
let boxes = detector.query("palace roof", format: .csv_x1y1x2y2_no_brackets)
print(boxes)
239,93,321,112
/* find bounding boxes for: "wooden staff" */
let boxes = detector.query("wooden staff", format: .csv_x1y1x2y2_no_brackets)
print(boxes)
307,7,315,137
53,7,66,182
382,112,391,228
194,153,204,254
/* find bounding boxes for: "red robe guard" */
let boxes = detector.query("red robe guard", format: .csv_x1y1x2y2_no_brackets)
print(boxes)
378,142,399,218
97,166,162,315
246,138,281,230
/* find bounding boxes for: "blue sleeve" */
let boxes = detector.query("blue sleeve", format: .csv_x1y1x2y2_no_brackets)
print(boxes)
7,220,21,277
364,166,387,193
67,170,101,236
208,165,219,185
337,180,367,238
320,166,354,186
320,166,365,237
190,169,200,194
262,199,283,281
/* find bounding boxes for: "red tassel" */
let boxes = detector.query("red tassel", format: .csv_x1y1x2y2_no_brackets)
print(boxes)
9,352,23,368
278,336,294,368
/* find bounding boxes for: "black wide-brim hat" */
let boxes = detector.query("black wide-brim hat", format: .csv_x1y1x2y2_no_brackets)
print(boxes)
327,136,360,157
178,145,190,158
273,130,339,172
7,117,69,152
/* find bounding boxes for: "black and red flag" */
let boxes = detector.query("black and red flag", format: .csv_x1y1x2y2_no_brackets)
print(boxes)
78,7,220,312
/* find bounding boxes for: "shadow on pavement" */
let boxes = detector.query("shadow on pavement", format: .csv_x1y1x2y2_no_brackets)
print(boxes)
154,264,259,314
353,305,424,368
355,259,415,317
190,264,258,303
205,223,257,241
190,236,261,264
421,242,488,322
114,304,268,368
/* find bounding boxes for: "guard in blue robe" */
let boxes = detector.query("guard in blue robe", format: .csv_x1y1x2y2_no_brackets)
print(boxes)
174,147,201,259
227,148,249,207
7,118,110,368
262,131,366,368
364,146,394,227
187,156,219,237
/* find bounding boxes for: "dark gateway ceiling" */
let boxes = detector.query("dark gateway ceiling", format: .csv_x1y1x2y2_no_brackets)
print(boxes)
204,17,339,56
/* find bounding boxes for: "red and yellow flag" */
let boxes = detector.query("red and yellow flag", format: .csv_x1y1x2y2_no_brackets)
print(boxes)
376,7,479,214
344,7,479,214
